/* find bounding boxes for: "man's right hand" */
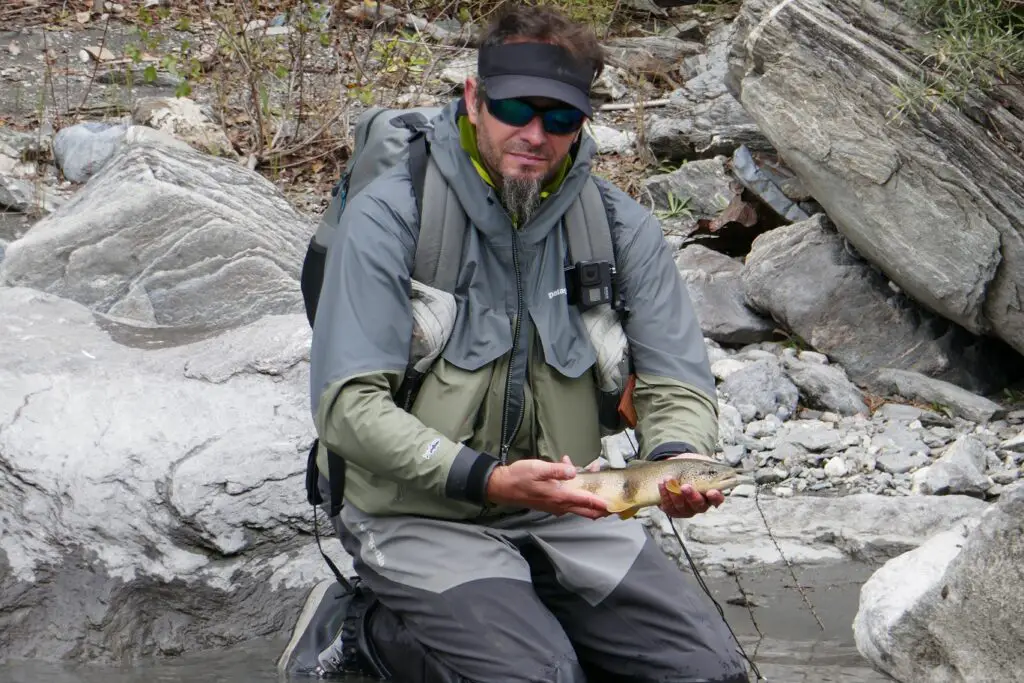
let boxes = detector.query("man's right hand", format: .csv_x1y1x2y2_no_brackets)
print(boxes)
485,458,609,519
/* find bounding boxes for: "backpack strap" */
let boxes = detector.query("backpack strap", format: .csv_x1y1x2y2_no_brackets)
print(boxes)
410,136,467,294
565,176,614,267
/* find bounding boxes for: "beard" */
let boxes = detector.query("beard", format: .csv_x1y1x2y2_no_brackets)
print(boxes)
501,175,542,226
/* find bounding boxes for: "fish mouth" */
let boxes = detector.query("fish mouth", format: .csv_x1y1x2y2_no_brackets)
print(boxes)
711,473,752,491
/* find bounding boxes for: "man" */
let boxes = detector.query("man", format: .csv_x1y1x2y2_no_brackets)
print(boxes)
278,6,750,683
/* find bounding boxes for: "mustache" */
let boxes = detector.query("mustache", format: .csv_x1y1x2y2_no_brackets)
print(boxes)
505,141,550,159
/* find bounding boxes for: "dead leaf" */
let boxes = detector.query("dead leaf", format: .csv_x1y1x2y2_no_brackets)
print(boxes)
76,10,91,23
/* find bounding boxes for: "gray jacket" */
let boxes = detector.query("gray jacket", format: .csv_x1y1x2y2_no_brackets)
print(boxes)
309,99,718,520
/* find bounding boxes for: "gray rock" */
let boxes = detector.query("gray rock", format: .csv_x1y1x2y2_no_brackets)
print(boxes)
675,245,775,344
643,156,736,219
874,403,924,423
0,287,342,663
588,124,635,155
0,142,312,330
0,175,64,214
913,436,993,497
603,35,704,76
717,402,744,447
718,358,800,422
647,23,772,162
53,121,131,183
782,354,870,416
643,492,988,571
854,484,1024,682
741,215,1016,394
725,0,1024,358
132,97,236,158
778,421,840,452
869,369,1007,424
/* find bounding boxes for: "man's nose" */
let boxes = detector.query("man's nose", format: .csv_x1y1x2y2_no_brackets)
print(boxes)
518,116,547,146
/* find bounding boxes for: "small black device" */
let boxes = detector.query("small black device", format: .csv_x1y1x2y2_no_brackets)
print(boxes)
565,260,624,312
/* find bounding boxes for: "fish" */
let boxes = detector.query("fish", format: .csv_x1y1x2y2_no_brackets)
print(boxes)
561,456,746,520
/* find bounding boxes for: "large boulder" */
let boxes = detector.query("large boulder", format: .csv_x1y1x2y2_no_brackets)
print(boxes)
854,483,1024,682
0,287,343,663
724,0,1024,358
741,215,1021,394
0,142,312,330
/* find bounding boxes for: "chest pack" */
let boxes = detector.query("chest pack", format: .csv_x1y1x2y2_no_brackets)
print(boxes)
300,104,632,520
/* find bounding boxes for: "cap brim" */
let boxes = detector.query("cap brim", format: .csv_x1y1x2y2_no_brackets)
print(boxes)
483,74,593,118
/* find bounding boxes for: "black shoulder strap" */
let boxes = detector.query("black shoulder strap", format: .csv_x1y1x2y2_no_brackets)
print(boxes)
565,175,615,266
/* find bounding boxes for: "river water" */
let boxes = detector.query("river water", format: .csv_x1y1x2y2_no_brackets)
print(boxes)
0,561,895,683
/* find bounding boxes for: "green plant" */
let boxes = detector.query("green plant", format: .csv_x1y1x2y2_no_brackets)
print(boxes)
655,192,692,220
887,0,1024,119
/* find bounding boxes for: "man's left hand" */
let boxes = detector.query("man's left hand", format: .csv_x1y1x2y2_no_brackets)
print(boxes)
657,454,725,518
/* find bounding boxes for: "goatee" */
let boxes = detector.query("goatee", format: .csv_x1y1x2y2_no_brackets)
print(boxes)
502,175,542,226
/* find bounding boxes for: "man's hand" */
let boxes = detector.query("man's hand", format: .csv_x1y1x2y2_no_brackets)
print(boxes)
486,457,610,519
657,453,725,519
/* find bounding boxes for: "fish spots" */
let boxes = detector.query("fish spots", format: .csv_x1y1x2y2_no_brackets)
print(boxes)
621,473,641,503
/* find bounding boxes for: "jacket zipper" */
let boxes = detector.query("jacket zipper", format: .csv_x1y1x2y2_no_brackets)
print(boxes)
499,226,524,465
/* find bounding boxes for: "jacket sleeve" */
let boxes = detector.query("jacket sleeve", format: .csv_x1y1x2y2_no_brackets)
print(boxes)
308,174,498,504
598,179,720,459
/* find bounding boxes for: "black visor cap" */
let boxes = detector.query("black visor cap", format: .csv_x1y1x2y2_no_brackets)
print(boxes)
478,42,596,117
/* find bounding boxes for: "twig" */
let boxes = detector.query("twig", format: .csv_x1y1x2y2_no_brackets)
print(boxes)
753,486,825,631
599,98,671,111
75,14,111,119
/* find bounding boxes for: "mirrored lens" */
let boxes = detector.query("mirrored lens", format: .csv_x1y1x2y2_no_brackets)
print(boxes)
486,97,585,135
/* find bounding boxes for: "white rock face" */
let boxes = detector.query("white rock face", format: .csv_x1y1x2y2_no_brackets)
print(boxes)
0,142,313,330
0,288,345,662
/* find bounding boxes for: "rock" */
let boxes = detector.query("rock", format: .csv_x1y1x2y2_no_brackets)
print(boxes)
824,456,849,479
643,156,735,219
648,23,772,163
718,358,800,422
912,436,993,497
439,54,475,86
642,492,988,572
0,287,342,663
724,0,1024,359
591,65,630,102
587,124,635,155
132,97,236,158
53,121,131,183
674,245,775,344
874,403,924,423
711,358,748,381
52,121,193,184
0,175,64,214
741,215,1018,394
854,484,1024,682
869,369,1007,423
731,144,818,222
602,36,703,77
782,354,870,416
717,402,744,447
0,142,312,330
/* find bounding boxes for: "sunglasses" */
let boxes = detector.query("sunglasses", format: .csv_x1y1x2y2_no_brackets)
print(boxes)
485,96,586,135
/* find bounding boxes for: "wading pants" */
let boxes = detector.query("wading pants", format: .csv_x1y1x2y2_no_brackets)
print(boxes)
326,490,750,683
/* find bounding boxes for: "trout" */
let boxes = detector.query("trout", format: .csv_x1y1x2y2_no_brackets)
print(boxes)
562,456,745,519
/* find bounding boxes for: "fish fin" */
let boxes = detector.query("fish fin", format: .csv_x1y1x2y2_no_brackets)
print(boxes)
665,479,683,495
606,501,631,514
617,507,639,520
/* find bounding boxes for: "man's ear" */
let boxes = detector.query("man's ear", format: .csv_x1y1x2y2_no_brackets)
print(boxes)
464,77,480,125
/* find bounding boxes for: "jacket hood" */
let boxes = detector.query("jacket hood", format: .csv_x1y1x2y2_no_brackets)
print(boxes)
425,98,600,247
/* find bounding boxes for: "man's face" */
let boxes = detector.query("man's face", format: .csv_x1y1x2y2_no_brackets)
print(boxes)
464,77,583,224
464,77,579,185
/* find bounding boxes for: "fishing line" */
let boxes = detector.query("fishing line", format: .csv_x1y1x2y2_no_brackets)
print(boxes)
626,438,767,682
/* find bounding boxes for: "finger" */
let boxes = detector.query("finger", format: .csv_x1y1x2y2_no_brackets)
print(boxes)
706,490,725,508
535,461,579,481
563,506,608,520
585,459,603,473
678,484,709,512
558,490,608,513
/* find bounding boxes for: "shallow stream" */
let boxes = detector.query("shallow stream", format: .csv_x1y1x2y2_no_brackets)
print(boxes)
0,561,894,683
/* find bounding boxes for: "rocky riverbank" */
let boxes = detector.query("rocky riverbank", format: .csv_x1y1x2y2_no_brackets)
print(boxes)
2,0,1023,680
